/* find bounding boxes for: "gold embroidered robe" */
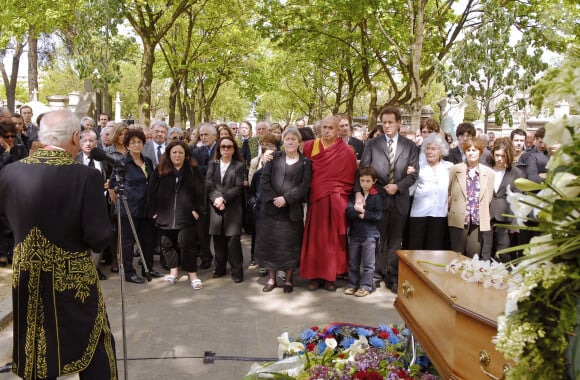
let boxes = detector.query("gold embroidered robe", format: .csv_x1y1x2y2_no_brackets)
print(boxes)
0,149,117,380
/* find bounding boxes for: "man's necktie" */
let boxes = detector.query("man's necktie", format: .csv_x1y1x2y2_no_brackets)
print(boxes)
387,139,395,184
156,145,162,163
88,158,95,168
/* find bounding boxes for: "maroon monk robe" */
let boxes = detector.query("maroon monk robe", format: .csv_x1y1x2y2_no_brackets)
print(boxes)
300,138,358,281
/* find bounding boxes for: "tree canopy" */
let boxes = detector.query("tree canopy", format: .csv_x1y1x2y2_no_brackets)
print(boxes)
1,0,577,128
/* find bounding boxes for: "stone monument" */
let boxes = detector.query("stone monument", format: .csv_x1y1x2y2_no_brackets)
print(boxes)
438,95,467,139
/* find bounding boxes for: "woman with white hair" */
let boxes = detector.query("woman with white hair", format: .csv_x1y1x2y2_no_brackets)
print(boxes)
408,133,453,250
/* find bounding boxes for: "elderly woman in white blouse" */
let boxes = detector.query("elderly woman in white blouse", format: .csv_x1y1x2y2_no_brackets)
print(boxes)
408,133,453,250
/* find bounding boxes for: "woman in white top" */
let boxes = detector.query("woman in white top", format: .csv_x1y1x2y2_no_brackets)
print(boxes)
408,133,453,250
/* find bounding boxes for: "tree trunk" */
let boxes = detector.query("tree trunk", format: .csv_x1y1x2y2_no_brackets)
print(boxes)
346,69,355,118
367,85,378,132
27,33,38,101
168,78,179,127
138,42,155,127
409,99,423,132
333,74,343,114
0,42,25,112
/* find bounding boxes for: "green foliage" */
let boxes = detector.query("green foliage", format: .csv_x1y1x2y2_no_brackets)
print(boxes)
496,114,580,379
444,1,548,129
38,53,84,99
0,82,30,105
0,0,82,48
211,82,251,122
531,44,580,112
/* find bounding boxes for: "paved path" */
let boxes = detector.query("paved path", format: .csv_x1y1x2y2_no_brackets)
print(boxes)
0,235,403,379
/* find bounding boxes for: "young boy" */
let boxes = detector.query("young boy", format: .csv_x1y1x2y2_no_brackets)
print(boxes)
345,165,383,297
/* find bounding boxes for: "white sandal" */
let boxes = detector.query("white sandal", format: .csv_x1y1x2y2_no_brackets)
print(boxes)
191,279,203,290
164,275,177,285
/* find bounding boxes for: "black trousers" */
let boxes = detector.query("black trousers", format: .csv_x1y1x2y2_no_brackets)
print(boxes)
120,216,155,276
213,234,243,279
160,225,198,273
196,211,213,264
407,216,450,250
376,202,407,285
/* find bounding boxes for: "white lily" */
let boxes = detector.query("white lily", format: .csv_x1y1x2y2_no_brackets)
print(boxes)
277,332,305,359
506,185,534,226
347,335,368,357
324,337,337,351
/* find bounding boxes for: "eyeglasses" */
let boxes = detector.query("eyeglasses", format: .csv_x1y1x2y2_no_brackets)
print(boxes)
220,145,234,150
2,135,16,139
172,136,184,141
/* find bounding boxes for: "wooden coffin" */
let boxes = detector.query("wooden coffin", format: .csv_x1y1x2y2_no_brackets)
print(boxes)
394,250,510,380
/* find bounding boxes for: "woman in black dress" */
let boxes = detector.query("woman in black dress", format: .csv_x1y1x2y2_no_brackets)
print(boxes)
255,127,312,293
148,140,206,289
206,136,246,283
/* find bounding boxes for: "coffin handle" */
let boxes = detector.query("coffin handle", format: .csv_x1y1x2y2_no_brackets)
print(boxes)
402,280,415,298
479,350,510,380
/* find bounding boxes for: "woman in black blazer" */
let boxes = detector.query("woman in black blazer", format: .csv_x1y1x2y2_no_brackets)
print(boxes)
148,141,206,289
206,136,246,283
254,128,312,293
109,129,164,283
489,138,524,261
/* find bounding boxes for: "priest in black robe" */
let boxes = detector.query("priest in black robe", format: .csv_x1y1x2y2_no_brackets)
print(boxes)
0,109,117,380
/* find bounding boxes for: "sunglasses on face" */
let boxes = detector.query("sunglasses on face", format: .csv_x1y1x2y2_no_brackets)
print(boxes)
172,136,184,141
2,135,16,139
220,145,234,150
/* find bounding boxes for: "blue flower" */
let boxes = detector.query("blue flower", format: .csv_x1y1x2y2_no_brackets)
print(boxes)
388,334,401,345
416,355,431,369
369,336,386,348
317,340,327,354
378,324,391,333
340,336,355,349
300,328,318,342
355,327,374,337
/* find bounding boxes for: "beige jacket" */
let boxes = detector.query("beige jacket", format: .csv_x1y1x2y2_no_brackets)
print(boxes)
448,163,495,231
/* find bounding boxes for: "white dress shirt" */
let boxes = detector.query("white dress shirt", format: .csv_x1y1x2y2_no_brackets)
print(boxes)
83,153,102,172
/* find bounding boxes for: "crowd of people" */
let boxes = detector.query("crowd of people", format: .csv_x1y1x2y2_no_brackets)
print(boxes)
0,105,559,297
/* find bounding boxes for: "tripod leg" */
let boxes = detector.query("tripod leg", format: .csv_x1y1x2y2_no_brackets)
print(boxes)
120,195,152,282
116,199,129,380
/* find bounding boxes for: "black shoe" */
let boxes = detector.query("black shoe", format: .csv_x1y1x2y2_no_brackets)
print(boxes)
126,274,145,284
262,282,276,292
232,277,244,283
97,269,107,280
212,272,226,278
200,261,212,270
283,283,293,293
387,282,398,294
148,270,164,278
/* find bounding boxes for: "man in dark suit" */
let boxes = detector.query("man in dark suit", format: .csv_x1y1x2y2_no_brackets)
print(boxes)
19,105,39,149
444,122,490,165
142,120,168,168
357,106,419,293
75,129,113,280
191,123,218,269
337,113,365,160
